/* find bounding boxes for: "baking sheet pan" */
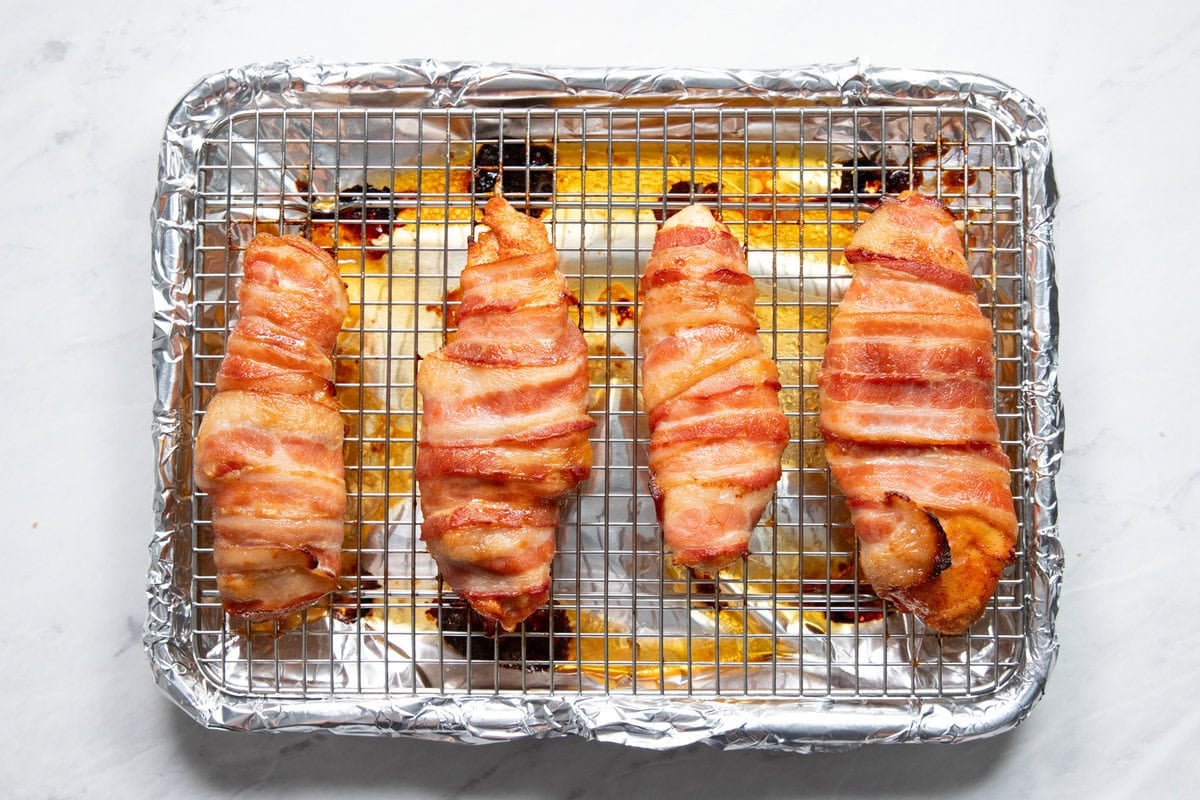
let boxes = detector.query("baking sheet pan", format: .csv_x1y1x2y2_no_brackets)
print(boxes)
147,59,1061,750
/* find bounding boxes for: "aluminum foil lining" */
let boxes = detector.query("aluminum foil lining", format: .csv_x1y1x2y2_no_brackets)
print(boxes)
147,59,1062,751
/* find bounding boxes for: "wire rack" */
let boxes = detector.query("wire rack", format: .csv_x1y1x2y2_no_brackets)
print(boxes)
188,105,1029,702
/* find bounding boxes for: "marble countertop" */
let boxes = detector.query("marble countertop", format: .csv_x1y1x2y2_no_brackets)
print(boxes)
3,0,1198,796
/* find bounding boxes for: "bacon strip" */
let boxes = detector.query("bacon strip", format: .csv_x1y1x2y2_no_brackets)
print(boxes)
194,234,349,622
818,192,1017,633
639,205,789,574
416,196,593,631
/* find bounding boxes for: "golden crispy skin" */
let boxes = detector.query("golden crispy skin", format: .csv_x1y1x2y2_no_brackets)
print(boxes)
818,193,1017,633
194,234,349,622
416,196,593,631
639,205,789,575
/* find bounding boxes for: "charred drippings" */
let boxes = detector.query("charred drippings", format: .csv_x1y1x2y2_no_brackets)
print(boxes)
911,137,980,194
687,572,733,611
802,563,886,625
310,183,413,241
332,578,383,624
909,138,957,167
472,142,555,217
653,180,720,222
836,137,979,204
427,600,573,670
839,155,917,201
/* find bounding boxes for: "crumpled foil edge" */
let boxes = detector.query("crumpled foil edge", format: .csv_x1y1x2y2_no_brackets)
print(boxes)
147,58,1061,751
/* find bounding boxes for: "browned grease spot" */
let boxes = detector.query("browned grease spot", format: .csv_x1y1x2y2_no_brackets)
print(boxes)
941,167,977,193
839,136,981,202
910,137,956,167
913,137,979,195
333,578,383,624
688,572,733,611
803,561,886,625
595,283,635,326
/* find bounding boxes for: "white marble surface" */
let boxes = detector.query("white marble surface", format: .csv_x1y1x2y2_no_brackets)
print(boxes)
2,0,1198,795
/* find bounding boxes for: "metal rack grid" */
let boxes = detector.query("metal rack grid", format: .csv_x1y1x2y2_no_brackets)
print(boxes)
188,105,1029,702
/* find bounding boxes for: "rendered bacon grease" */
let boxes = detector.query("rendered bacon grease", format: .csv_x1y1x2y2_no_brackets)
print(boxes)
818,192,1017,633
193,234,350,622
